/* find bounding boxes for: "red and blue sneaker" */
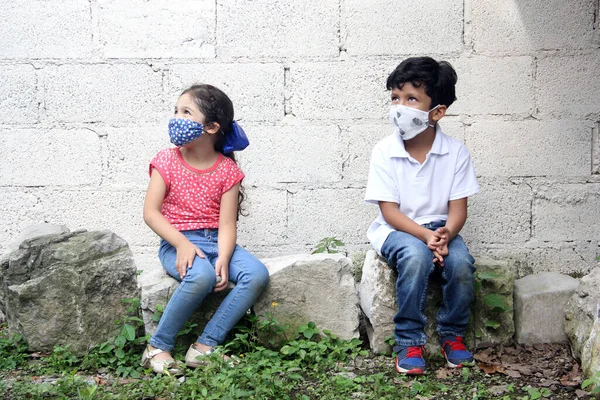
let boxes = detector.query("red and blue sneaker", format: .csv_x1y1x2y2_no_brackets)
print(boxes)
394,345,426,375
440,336,474,368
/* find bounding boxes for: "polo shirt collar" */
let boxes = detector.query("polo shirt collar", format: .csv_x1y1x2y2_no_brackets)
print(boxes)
389,124,449,158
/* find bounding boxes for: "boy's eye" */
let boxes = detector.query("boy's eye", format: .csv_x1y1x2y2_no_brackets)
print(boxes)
409,96,417,102
184,110,191,115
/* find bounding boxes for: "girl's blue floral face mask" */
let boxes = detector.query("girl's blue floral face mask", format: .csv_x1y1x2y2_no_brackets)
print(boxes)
168,118,250,153
168,118,204,146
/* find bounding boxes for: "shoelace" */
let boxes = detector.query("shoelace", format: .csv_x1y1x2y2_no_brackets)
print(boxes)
443,337,467,351
406,346,424,358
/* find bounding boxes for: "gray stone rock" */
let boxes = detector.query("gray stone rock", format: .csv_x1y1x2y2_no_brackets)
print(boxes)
0,230,139,355
0,223,70,267
254,254,361,343
565,267,600,378
358,252,515,355
359,250,396,355
515,272,580,344
139,268,234,340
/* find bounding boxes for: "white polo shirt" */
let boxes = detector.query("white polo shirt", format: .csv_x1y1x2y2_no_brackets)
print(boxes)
365,124,480,255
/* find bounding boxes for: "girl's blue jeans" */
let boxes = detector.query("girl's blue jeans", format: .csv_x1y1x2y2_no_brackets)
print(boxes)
150,229,269,352
380,221,476,347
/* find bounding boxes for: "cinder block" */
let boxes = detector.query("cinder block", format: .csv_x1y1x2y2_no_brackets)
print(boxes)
537,54,600,118
288,188,377,247
344,0,462,55
98,0,215,58
594,124,600,174
42,64,164,124
237,187,288,248
463,179,532,244
452,56,534,115
0,128,101,187
532,183,600,241
0,65,38,124
130,246,163,278
468,242,600,277
167,63,284,122
0,0,92,58
514,272,580,344
288,61,390,120
466,120,592,176
216,0,339,58
341,120,465,185
102,127,171,189
36,190,154,247
469,0,596,53
237,124,343,185
0,191,44,255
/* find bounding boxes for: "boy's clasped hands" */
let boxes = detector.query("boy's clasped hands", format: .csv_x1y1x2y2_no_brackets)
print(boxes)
425,226,450,267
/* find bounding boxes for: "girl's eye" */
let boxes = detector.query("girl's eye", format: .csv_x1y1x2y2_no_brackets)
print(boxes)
409,97,417,102
184,110,191,115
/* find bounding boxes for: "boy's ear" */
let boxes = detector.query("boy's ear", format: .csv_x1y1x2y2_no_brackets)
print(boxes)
204,122,221,135
430,105,447,123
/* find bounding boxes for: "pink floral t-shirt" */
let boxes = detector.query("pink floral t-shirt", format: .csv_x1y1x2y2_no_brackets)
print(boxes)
149,148,245,231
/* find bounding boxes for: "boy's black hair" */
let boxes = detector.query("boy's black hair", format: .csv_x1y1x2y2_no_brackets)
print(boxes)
386,57,458,108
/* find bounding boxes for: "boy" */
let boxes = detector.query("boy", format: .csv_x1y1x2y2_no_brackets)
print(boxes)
365,57,480,375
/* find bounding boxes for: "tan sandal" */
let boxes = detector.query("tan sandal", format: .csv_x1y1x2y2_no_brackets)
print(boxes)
185,344,239,368
140,346,184,375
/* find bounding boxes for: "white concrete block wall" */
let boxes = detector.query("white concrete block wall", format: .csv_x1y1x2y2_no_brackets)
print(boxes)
1,0,599,276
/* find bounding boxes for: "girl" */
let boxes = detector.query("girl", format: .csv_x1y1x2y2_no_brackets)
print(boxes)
141,84,269,374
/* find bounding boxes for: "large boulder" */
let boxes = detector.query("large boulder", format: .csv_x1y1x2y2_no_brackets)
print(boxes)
565,267,600,378
0,230,139,355
254,254,361,343
359,251,515,355
514,272,580,344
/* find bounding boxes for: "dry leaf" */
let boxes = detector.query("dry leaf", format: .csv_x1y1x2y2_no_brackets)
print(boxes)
478,362,505,374
504,369,522,378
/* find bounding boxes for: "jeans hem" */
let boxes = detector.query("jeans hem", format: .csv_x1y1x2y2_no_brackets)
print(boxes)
149,339,173,353
437,331,468,339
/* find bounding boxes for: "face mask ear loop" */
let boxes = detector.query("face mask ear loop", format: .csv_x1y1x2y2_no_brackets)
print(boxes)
428,104,441,128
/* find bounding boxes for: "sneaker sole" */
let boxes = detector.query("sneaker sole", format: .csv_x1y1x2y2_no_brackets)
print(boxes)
440,349,474,369
395,356,425,375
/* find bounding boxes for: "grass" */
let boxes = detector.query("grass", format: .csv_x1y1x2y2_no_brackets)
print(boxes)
0,311,592,400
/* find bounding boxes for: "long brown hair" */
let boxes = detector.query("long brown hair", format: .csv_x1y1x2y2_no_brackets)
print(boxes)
181,84,247,217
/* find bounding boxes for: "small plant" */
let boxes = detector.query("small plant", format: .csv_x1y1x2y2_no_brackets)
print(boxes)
312,237,345,254
474,271,512,336
0,326,28,370
582,370,600,395
42,344,79,371
82,297,147,377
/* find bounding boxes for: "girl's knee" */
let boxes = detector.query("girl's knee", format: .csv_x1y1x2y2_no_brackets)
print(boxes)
183,266,217,291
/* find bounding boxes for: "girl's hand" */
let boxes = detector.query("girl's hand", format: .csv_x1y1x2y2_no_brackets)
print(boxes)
175,240,205,279
214,258,229,292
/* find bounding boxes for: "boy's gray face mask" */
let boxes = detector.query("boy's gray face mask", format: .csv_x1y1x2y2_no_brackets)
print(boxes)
389,104,440,141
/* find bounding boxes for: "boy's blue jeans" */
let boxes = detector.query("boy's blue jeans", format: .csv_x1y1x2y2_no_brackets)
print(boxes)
150,229,269,352
380,221,476,347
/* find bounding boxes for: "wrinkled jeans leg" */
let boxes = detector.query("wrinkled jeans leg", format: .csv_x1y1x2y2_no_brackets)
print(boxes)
198,245,269,347
149,238,216,352
436,235,476,338
381,231,434,347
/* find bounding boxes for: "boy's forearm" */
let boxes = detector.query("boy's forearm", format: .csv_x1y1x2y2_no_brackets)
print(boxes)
379,202,430,242
445,198,468,240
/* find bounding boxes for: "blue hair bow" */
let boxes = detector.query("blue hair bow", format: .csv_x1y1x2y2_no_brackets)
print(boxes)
222,121,249,153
